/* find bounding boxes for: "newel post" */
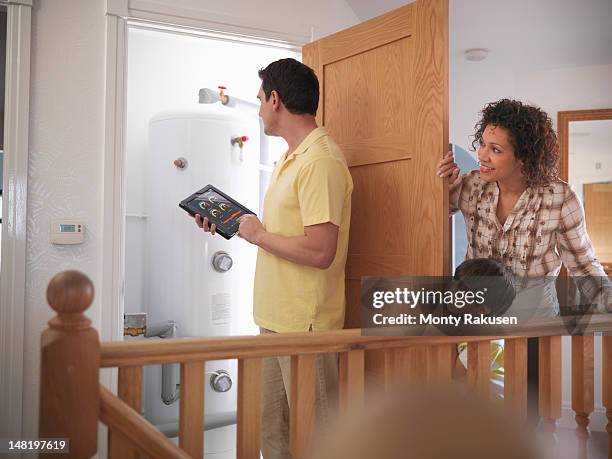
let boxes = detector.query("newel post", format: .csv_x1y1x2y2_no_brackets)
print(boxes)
39,271,100,458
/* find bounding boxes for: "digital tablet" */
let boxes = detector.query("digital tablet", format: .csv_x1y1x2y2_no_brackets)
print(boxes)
179,184,255,240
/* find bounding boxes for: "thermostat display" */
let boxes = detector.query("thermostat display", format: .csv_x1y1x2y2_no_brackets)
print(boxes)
51,220,84,245
60,224,76,233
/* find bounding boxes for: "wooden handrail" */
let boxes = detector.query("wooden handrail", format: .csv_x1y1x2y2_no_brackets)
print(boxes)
100,385,192,459
101,332,496,367
100,315,612,368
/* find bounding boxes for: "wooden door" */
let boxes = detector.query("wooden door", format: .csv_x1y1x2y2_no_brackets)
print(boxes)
303,0,449,328
584,183,612,274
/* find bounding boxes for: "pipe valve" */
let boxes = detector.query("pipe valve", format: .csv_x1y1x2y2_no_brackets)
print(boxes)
124,312,146,336
218,85,229,105
231,136,249,162
173,157,188,169
231,135,248,148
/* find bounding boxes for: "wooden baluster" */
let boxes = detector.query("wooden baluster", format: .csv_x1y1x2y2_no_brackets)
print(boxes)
414,347,428,381
394,346,428,384
504,338,528,422
179,361,205,459
237,358,262,459
602,335,611,459
467,340,490,398
539,336,562,440
392,347,416,383
426,344,453,383
109,366,143,459
40,271,99,459
572,335,594,459
290,354,316,459
338,349,365,418
365,349,394,400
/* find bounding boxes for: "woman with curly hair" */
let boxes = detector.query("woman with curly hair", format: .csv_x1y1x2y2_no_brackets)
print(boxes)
437,99,610,317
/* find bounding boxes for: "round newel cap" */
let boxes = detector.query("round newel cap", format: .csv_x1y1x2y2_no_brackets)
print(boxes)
47,270,94,314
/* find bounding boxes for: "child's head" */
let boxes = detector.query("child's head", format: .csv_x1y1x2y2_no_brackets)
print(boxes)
449,258,516,316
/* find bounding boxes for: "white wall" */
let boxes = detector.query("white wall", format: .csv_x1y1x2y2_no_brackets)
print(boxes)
23,0,106,438
450,62,612,154
20,0,358,438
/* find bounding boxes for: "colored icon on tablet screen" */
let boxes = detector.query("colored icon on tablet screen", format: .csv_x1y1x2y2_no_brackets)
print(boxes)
223,210,242,224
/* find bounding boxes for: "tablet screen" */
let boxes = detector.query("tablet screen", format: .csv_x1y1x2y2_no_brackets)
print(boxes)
185,188,247,236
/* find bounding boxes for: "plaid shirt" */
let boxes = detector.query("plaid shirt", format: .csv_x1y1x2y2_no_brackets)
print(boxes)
450,171,612,312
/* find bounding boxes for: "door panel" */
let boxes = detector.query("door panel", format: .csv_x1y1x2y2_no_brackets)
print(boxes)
347,162,425,257
324,37,413,167
304,0,449,329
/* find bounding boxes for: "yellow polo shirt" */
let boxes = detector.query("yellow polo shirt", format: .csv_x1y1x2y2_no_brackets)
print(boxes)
253,127,353,332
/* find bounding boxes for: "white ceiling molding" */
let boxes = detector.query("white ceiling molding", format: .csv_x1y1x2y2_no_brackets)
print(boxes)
126,20,302,53
0,0,33,6
106,0,310,46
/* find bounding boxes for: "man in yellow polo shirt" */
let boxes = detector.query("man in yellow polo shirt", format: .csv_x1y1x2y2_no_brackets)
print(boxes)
195,58,352,458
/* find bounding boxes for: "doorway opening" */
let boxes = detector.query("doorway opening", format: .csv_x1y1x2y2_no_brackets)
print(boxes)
123,21,300,455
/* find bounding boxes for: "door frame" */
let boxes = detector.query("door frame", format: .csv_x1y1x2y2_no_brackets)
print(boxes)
101,9,307,452
0,0,32,438
101,1,310,348
557,108,612,182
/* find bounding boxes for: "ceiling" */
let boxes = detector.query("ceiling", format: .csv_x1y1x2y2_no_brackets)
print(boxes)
345,0,612,70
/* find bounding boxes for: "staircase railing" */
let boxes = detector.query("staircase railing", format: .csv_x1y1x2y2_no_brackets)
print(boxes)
39,271,612,458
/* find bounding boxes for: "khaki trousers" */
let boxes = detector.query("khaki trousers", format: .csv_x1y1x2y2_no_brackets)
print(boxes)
259,327,338,459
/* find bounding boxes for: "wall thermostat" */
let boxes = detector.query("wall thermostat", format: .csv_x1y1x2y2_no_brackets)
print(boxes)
50,220,84,245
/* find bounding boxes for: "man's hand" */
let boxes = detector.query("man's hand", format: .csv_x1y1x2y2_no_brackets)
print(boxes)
238,214,265,245
194,214,217,235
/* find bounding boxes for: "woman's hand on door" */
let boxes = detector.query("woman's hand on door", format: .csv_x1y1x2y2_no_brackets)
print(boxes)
436,151,461,186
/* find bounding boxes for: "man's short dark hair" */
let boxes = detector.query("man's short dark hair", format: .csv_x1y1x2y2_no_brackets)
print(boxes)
258,58,319,116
